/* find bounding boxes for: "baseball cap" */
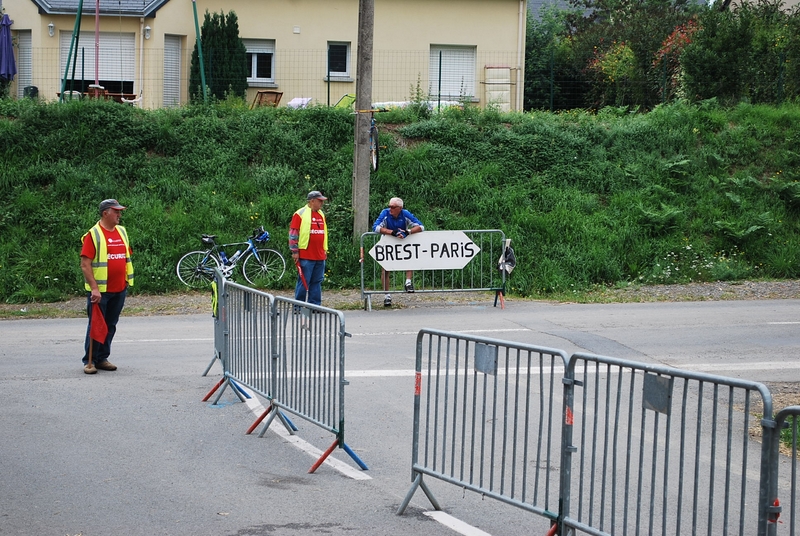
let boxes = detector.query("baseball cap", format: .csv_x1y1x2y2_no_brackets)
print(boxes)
99,199,126,213
307,190,327,201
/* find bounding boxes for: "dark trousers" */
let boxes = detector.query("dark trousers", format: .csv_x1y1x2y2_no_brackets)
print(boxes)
294,258,325,305
82,288,127,364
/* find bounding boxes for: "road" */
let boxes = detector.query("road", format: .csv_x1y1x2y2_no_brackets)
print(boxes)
1,298,798,535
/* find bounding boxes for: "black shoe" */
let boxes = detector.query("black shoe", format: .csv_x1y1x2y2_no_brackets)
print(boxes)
383,295,392,307
405,281,414,293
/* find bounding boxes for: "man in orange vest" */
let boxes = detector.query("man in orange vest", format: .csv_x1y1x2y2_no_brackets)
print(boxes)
288,191,328,305
80,199,134,374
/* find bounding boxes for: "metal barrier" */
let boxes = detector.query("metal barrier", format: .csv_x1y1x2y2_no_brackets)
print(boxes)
202,272,367,472
397,328,570,523
360,229,507,310
397,330,799,536
562,353,774,536
767,406,800,536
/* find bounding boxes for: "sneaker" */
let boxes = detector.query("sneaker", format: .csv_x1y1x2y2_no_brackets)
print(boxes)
383,295,392,307
95,360,117,371
84,363,97,374
405,280,415,293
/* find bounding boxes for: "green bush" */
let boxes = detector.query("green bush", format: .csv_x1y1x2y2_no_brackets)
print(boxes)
1,98,799,302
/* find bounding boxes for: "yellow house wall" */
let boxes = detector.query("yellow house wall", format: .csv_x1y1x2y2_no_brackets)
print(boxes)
4,0,525,109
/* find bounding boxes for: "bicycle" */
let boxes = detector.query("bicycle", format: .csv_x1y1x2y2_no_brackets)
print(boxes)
355,108,387,172
176,226,286,288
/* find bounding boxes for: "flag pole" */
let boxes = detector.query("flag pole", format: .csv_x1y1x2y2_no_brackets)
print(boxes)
87,306,94,369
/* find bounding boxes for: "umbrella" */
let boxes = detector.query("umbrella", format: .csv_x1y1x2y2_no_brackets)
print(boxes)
0,13,16,83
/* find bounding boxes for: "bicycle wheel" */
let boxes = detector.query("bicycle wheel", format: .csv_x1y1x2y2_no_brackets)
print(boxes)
242,248,286,288
369,125,380,172
176,251,220,288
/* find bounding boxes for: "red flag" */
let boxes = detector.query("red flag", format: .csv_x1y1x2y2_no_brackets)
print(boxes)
90,302,108,344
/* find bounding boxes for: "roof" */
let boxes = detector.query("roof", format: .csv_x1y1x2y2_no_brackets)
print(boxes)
29,0,170,18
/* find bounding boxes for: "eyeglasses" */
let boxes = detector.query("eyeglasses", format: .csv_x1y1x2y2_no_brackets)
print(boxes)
389,205,400,209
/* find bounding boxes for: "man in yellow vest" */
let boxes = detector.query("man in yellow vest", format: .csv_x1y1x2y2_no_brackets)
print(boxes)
80,199,134,374
288,191,328,305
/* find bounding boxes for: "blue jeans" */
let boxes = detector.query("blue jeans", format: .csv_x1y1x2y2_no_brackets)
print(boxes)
294,258,325,305
83,288,127,364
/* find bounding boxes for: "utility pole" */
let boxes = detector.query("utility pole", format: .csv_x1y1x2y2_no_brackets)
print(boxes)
352,0,374,243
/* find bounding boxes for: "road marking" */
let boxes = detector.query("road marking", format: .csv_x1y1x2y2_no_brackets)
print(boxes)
672,361,800,372
350,328,530,337
424,511,492,536
346,360,800,378
115,338,213,343
768,322,800,325
239,390,371,481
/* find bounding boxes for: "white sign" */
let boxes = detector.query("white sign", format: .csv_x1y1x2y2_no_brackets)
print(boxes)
368,230,481,271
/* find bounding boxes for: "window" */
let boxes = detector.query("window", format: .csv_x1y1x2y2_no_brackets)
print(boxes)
15,30,32,99
243,39,275,86
326,42,351,81
163,35,182,107
429,45,477,100
59,31,135,93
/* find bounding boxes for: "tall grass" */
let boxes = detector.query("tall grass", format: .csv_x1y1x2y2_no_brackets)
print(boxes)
1,97,799,302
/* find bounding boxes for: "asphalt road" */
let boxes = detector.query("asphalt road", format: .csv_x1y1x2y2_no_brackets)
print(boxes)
1,297,798,535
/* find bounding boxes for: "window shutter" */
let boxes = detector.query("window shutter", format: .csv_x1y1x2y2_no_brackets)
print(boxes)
163,35,182,107
429,45,476,99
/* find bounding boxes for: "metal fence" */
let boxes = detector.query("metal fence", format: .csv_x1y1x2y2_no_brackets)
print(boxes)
397,329,570,524
9,46,521,110
202,272,366,472
360,229,508,310
768,406,800,536
563,353,772,536
399,329,799,536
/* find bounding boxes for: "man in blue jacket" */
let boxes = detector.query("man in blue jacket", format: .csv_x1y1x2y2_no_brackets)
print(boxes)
372,197,424,307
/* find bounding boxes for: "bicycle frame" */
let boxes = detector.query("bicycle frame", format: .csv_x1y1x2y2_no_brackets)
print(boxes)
207,237,259,275
178,226,284,289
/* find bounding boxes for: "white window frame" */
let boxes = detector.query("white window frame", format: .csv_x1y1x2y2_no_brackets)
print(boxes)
326,41,352,82
429,45,477,101
243,38,276,87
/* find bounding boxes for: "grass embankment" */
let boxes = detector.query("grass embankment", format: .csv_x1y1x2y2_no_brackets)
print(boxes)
1,98,799,303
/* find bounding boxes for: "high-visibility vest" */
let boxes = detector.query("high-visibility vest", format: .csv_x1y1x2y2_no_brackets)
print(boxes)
83,223,134,292
294,206,328,251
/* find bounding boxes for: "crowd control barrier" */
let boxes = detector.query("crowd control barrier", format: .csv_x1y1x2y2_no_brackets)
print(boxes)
767,406,800,536
202,271,367,473
397,329,570,524
360,229,508,310
399,329,798,536
562,353,773,536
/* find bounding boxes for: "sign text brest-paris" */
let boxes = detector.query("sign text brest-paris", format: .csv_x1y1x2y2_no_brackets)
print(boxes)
368,230,481,271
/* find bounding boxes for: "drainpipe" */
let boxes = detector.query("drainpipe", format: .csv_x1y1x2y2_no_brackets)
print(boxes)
516,0,525,111
138,17,144,107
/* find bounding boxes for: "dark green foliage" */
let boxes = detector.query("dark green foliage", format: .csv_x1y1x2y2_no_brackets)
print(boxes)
526,0,800,109
1,98,800,302
189,10,248,102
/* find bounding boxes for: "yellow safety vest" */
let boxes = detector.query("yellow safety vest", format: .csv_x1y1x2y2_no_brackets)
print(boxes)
83,223,134,292
295,206,328,251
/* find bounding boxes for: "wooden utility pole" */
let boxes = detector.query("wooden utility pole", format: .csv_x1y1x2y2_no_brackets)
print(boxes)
352,0,374,243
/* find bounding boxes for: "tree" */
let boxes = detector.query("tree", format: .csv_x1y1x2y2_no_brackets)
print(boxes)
563,0,701,108
189,10,248,102
525,5,588,111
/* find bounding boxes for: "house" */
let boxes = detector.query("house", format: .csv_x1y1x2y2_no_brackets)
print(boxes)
3,0,527,111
